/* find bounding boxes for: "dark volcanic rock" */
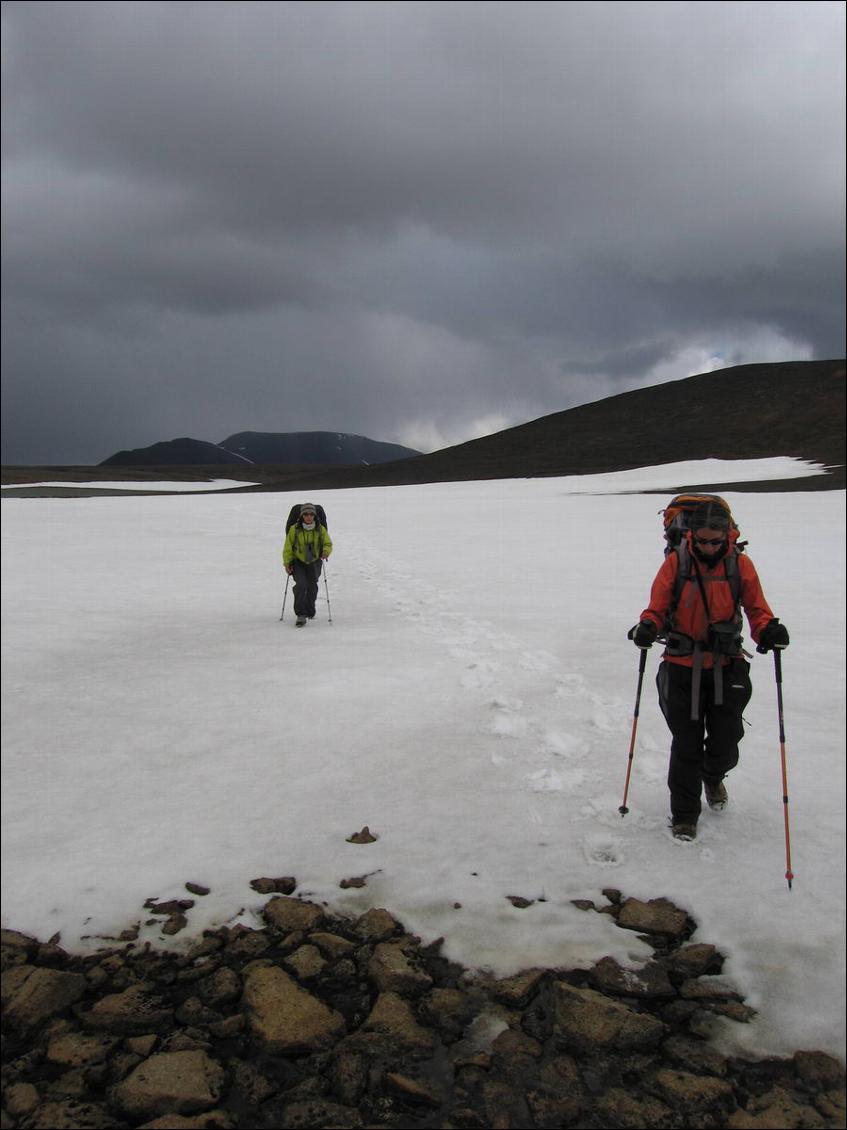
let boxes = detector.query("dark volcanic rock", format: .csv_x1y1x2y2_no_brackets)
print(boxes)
1,966,87,1037
111,1048,226,1119
241,964,345,1054
589,955,677,1000
79,983,173,1035
262,896,325,933
616,896,693,940
1,890,844,1130
249,875,297,895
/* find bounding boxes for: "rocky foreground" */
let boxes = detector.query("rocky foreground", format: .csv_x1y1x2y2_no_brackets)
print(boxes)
1,885,844,1130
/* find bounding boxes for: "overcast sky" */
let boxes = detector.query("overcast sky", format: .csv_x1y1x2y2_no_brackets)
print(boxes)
2,1,845,464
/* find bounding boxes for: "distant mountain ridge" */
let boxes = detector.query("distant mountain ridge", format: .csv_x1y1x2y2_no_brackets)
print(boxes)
100,438,252,467
5,360,844,495
100,431,421,467
247,359,844,493
218,431,421,465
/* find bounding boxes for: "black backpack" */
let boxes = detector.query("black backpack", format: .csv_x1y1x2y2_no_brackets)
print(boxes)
285,504,329,565
285,504,327,533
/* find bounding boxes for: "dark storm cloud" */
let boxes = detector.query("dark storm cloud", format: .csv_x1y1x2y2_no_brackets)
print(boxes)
2,1,844,463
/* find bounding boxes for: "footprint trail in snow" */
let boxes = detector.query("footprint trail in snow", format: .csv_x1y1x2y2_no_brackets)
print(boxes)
342,535,660,865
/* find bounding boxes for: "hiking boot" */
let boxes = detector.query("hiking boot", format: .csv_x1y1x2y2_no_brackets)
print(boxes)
672,822,698,841
704,781,728,810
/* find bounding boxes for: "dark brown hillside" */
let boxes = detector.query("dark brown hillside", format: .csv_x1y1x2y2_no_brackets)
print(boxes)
3,360,844,493
254,360,845,493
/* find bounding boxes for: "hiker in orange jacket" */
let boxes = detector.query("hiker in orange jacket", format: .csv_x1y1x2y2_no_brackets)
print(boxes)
628,501,789,840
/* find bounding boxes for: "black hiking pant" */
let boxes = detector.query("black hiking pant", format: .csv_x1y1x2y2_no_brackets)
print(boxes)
292,560,322,619
656,659,752,825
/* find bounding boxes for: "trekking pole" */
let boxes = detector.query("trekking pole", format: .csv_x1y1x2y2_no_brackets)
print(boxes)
280,574,290,622
772,649,794,890
619,647,648,816
323,562,333,623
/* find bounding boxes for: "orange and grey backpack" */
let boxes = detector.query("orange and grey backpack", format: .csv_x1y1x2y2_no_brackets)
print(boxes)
661,493,739,554
659,494,749,717
659,493,746,626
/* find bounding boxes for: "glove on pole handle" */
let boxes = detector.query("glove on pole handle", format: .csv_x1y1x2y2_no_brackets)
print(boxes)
280,573,290,621
323,562,333,623
619,646,648,816
773,649,794,889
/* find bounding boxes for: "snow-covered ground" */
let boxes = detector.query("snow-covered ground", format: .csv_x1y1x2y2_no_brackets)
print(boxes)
2,458,844,1061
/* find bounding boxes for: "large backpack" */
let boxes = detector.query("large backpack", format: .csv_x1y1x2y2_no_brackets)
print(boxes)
658,494,751,718
660,493,737,554
285,504,327,533
658,493,744,635
285,503,329,564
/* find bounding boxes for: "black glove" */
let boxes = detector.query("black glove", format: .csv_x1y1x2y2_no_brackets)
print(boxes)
628,620,658,649
756,618,789,653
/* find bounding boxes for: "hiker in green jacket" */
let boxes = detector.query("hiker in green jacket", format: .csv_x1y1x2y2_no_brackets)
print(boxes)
283,504,333,626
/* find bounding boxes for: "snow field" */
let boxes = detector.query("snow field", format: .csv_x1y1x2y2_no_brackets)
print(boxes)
2,460,844,1059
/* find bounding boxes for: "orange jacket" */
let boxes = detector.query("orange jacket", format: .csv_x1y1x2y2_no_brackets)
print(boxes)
640,534,775,668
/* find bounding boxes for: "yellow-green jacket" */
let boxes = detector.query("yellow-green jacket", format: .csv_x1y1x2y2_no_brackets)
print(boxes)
283,524,332,567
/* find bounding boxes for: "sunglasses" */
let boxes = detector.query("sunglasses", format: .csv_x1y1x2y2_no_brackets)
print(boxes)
694,536,724,546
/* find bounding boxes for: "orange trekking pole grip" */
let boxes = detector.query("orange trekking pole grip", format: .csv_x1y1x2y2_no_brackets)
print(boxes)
619,647,648,816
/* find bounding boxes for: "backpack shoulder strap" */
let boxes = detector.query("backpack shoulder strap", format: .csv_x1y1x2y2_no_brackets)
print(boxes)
723,549,741,607
672,542,742,607
663,543,743,644
672,541,691,606
661,543,690,634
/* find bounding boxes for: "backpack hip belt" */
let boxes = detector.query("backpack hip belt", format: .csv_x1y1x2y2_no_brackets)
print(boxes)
688,640,732,721
664,630,695,657
665,625,741,661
